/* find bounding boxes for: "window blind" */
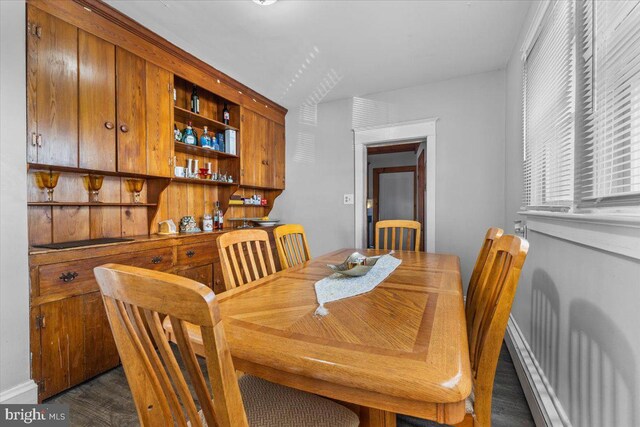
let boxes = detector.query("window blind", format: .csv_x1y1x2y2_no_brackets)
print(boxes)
523,0,576,209
580,0,640,204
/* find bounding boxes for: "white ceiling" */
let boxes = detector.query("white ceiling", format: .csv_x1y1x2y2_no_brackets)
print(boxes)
107,0,531,109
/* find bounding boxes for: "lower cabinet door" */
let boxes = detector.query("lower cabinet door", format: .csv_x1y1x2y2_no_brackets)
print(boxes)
37,293,120,400
39,296,85,400
83,292,119,379
212,261,226,294
177,264,213,290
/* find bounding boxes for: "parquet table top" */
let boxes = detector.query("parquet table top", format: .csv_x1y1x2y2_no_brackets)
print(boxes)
209,248,472,422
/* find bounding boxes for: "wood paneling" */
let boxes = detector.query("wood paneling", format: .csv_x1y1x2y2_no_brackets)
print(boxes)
29,206,52,246
28,5,78,167
79,30,116,171
116,47,146,174
52,206,90,243
145,62,173,177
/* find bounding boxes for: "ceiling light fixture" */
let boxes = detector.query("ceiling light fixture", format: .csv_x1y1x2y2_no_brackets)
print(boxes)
253,0,278,5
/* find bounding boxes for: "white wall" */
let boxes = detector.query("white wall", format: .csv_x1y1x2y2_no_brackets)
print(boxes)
505,5,640,425
0,0,36,404
273,69,507,284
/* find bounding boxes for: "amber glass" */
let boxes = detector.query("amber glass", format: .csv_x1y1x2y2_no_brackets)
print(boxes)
84,175,104,202
35,171,60,202
125,179,145,203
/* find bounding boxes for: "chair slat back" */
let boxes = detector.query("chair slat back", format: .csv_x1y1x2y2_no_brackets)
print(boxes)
374,220,421,251
93,264,248,427
273,224,312,269
467,235,528,427
216,229,276,289
466,227,504,330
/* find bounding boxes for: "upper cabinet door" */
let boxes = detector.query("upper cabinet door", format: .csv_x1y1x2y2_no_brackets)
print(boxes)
240,109,261,187
145,62,173,177
116,47,147,174
27,6,78,167
272,122,285,190
79,31,116,171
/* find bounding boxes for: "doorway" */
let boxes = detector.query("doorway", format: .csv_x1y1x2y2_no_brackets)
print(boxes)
353,118,437,251
366,142,421,248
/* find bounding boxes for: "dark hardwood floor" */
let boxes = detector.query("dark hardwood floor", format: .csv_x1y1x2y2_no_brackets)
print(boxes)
47,343,534,426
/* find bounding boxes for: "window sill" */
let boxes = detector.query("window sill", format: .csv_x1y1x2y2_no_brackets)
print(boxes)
518,211,640,260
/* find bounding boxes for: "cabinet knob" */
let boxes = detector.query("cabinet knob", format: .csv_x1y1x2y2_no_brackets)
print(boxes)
186,250,196,258
31,132,37,146
151,256,163,264
119,124,129,133
59,272,78,282
105,121,114,130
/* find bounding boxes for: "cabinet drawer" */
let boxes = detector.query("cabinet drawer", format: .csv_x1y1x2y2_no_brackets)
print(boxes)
177,242,217,267
38,247,174,299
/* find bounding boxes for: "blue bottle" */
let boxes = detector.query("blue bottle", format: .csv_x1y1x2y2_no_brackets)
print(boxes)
199,126,212,148
182,121,197,145
216,132,225,152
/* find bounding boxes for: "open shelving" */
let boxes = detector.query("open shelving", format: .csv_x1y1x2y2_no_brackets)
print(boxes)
174,141,239,159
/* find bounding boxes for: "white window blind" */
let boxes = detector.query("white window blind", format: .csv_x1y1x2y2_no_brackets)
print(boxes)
579,0,640,205
523,0,576,209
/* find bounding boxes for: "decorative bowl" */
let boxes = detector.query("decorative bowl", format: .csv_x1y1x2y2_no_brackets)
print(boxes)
327,251,391,277
252,219,280,227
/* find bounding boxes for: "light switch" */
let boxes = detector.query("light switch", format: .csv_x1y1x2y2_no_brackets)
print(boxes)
343,194,354,205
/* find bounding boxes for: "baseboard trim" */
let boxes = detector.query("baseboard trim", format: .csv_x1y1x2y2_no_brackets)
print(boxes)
0,380,38,404
504,315,571,427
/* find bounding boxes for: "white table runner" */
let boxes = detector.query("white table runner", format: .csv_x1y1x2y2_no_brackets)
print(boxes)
314,254,402,316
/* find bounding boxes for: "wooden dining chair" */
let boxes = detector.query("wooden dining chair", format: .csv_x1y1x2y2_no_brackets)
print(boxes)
94,264,359,427
273,224,312,269
457,235,529,427
465,227,504,330
375,219,421,251
217,229,277,290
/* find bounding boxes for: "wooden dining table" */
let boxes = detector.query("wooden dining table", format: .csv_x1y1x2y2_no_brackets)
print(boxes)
188,248,472,427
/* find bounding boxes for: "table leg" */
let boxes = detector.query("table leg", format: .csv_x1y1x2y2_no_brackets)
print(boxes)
360,407,397,427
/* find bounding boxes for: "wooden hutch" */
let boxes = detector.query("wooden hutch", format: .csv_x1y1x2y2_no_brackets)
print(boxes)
25,0,287,401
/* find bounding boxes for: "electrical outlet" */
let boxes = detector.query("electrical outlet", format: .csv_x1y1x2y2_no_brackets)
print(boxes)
343,194,354,205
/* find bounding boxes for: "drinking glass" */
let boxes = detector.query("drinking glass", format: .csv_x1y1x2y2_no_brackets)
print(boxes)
84,175,104,202
125,179,145,204
35,171,60,202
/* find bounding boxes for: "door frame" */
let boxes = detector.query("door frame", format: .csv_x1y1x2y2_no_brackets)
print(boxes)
353,118,437,251
372,165,417,227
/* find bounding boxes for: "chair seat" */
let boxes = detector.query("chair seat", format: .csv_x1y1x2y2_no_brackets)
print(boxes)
192,375,359,427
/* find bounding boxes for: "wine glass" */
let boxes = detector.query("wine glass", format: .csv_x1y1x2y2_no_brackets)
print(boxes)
125,179,145,204
35,171,60,202
84,175,104,202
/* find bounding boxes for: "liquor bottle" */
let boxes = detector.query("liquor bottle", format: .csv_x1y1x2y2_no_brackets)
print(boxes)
213,202,220,230
182,121,197,145
222,103,230,125
200,126,212,148
173,123,182,142
218,201,224,230
211,132,219,151
216,132,225,152
191,85,200,114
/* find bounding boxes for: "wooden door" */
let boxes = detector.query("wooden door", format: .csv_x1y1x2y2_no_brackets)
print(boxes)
177,264,214,289
79,30,116,171
83,292,119,379
116,47,147,174
261,120,274,188
241,109,269,187
146,63,173,177
27,6,78,167
272,122,286,189
39,296,85,400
